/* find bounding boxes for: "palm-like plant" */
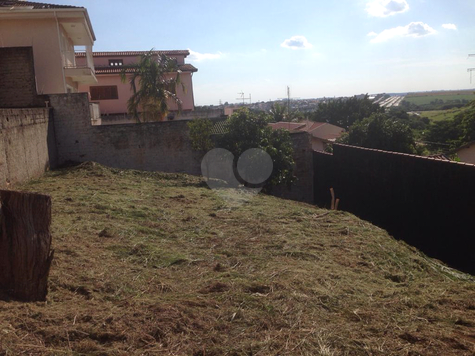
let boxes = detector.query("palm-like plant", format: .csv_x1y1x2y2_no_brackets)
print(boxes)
120,50,183,122
269,103,286,122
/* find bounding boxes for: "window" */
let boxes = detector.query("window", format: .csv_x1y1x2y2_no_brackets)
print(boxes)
90,86,119,100
108,59,123,66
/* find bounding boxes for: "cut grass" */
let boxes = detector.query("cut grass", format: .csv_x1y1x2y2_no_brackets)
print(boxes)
0,162,474,355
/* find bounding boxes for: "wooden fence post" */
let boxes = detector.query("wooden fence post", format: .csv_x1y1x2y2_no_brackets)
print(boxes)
0,190,54,301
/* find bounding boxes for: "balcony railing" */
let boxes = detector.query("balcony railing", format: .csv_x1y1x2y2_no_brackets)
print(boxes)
63,46,97,84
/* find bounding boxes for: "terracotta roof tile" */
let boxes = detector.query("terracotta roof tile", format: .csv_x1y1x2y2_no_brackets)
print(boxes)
0,0,82,9
76,50,190,57
178,64,198,72
268,122,305,131
94,63,197,75
269,121,345,142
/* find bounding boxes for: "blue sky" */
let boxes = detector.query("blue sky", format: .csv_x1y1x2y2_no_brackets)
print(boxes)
62,0,475,105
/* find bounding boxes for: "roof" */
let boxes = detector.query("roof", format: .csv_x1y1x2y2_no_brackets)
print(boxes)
76,50,190,58
427,153,451,161
0,0,81,9
269,120,345,142
0,1,95,42
94,63,198,75
268,122,306,131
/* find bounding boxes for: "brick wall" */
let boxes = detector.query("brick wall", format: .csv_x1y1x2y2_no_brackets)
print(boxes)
0,108,56,187
0,47,45,108
314,144,475,274
49,93,202,174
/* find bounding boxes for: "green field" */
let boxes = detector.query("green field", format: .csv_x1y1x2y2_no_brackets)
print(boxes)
404,93,475,106
418,107,467,122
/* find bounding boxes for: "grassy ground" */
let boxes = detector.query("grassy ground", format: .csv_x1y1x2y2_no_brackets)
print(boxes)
418,107,467,122
0,163,474,355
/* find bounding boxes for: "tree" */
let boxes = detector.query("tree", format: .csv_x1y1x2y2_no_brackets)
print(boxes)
340,113,417,153
423,117,462,152
423,100,475,152
121,50,183,122
218,108,295,189
187,118,214,154
308,94,383,129
269,103,286,122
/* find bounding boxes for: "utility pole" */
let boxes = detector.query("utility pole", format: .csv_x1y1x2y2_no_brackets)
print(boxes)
286,86,290,116
468,54,475,84
278,86,300,120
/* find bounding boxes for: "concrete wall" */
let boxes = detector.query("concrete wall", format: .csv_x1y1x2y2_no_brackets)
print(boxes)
456,144,475,164
0,108,56,188
314,144,475,274
271,131,314,204
311,137,324,152
49,93,201,174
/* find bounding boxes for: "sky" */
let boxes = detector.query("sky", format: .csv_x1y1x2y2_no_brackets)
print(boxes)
60,0,475,105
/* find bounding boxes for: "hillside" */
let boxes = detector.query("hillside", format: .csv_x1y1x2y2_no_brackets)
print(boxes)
0,163,474,355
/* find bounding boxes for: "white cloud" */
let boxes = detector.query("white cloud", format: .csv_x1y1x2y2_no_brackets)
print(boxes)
370,22,437,43
366,0,409,17
442,23,457,30
280,35,313,50
188,49,223,62
367,31,378,37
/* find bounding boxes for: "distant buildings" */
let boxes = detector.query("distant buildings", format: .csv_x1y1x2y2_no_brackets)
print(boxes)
76,51,197,118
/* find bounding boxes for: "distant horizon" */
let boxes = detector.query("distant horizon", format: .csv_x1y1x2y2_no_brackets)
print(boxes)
57,0,475,107
194,87,475,106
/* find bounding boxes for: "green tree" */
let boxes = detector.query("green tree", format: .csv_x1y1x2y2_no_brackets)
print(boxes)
218,108,295,189
121,49,183,122
187,118,214,154
340,113,417,153
423,101,475,152
423,117,462,152
458,101,475,144
308,94,383,129
269,103,286,122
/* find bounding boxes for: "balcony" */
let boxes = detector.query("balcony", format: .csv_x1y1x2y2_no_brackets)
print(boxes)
64,65,97,84
63,45,97,84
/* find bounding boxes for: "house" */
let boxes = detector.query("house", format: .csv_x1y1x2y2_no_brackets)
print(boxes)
453,141,475,164
76,51,197,119
269,121,345,151
0,0,97,96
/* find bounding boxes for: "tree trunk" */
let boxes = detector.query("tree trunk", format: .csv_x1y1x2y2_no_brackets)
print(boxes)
0,190,54,301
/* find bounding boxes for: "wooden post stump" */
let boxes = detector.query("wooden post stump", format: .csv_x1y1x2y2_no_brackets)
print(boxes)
0,190,54,301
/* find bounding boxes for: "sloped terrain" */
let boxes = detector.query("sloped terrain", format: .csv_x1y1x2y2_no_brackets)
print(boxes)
0,162,474,355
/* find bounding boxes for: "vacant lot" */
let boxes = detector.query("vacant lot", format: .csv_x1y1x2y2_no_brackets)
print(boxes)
0,163,474,355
